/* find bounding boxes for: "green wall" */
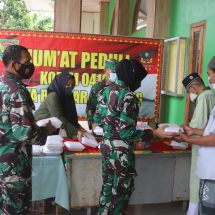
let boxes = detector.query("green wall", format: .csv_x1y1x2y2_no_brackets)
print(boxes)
164,0,215,124
129,27,146,37
106,0,215,124
107,0,116,34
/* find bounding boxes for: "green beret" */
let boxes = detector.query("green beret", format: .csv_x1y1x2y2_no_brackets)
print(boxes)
105,59,118,73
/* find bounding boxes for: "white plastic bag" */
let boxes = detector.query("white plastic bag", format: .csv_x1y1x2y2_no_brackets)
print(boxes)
32,145,44,156
136,121,152,130
47,135,64,141
36,117,62,129
170,140,188,149
64,141,85,151
160,124,184,133
43,145,63,155
81,133,99,148
93,126,104,136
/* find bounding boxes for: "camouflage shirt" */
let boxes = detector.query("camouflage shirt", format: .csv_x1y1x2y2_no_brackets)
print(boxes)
86,79,108,129
93,79,153,142
0,72,47,157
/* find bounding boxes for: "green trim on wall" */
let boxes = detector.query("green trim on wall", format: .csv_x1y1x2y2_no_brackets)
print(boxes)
129,0,136,34
107,0,142,36
108,0,116,34
129,27,146,37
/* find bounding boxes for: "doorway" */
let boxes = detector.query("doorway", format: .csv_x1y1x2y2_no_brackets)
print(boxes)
184,21,206,125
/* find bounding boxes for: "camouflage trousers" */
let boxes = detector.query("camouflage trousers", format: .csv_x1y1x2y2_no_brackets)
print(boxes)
0,152,32,215
98,139,136,215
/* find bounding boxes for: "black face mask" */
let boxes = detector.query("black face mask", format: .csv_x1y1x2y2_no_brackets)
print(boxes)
15,62,35,79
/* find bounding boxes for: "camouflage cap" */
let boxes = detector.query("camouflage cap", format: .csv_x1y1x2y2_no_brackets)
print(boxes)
105,59,118,73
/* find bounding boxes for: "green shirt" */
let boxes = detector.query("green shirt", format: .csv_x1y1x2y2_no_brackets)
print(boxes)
34,92,78,138
190,89,215,129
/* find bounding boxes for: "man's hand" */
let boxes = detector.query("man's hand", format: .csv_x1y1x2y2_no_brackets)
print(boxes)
175,131,190,142
77,130,85,142
79,126,87,132
183,126,194,136
92,123,97,132
45,121,57,135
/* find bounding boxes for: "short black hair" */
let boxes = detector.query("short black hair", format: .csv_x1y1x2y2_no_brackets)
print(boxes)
2,45,28,66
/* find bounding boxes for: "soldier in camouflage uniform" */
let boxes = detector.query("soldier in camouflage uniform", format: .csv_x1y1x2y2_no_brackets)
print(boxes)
86,59,118,130
0,45,54,215
94,59,174,215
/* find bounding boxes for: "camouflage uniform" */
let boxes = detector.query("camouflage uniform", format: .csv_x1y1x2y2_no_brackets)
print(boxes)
0,73,47,215
93,80,153,215
86,79,108,129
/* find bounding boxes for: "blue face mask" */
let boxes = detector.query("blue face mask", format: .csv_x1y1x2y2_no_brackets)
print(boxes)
109,73,117,82
65,87,74,96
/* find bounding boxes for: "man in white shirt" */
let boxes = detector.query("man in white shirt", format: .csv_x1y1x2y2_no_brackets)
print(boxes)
182,73,215,215
177,56,215,215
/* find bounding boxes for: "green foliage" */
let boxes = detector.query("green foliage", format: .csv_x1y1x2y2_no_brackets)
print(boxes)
31,13,53,31
0,0,53,31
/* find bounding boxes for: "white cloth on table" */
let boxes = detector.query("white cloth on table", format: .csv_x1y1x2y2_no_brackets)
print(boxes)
32,156,69,210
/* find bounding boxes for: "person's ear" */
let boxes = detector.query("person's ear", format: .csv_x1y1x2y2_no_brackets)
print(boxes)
12,61,16,69
192,86,198,94
11,61,19,71
212,72,215,83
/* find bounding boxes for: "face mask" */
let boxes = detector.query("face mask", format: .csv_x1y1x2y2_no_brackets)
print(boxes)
190,93,197,102
109,73,117,82
209,84,215,90
65,87,74,96
15,62,35,79
208,76,215,89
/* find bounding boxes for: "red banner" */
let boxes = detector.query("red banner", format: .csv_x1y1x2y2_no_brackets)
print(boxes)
0,30,163,122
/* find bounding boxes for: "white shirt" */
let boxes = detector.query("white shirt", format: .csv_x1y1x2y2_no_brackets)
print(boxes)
196,106,215,180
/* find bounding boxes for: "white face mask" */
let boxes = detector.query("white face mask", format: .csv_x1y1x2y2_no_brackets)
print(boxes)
210,84,215,90
190,93,198,102
109,73,117,82
208,76,215,89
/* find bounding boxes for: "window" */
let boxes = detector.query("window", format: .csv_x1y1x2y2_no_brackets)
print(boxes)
161,37,188,97
133,0,147,32
184,21,206,125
